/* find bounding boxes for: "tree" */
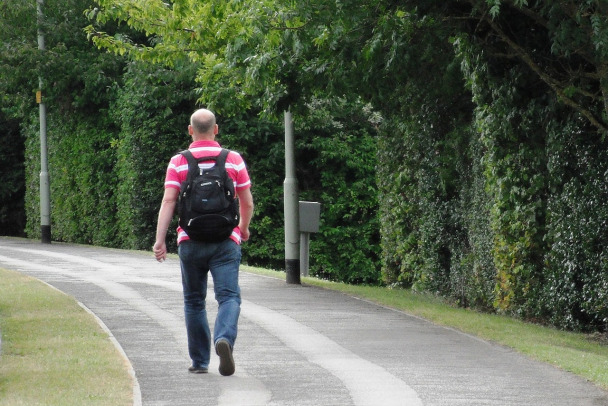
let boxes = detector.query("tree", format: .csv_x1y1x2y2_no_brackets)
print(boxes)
463,1,608,134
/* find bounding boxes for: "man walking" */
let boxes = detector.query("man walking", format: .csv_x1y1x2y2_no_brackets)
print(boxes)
153,108,254,376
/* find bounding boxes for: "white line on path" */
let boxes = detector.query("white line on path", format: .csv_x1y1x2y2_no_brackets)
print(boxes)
243,301,423,406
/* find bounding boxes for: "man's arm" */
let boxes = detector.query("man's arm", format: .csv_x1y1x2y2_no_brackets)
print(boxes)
153,187,179,261
237,187,254,241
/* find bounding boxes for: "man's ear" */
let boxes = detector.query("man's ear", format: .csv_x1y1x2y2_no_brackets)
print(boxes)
188,125,194,136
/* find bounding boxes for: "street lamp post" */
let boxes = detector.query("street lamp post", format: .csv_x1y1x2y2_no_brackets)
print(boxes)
284,110,300,284
37,0,51,243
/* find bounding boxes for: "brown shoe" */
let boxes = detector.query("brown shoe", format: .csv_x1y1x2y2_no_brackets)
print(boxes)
215,339,235,376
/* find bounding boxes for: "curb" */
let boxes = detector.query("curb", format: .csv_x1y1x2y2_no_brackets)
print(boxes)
77,302,142,406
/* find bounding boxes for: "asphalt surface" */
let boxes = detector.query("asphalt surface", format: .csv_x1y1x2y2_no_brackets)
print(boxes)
0,237,607,406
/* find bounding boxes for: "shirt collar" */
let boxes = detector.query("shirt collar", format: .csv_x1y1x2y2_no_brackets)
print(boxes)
189,139,220,149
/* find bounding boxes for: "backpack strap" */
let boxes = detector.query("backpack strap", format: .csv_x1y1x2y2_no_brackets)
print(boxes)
215,149,230,173
180,150,199,184
216,149,234,198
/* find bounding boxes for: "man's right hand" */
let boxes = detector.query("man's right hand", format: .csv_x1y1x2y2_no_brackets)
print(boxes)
240,227,250,242
153,241,167,262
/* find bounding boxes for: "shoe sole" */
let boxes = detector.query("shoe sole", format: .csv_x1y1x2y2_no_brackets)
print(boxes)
216,340,235,376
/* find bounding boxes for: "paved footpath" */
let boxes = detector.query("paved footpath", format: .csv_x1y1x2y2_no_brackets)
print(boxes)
1,237,607,406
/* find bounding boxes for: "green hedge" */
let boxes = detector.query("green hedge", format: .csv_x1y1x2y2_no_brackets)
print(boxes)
376,11,608,332
0,113,26,236
24,110,117,245
543,119,608,331
8,0,608,333
20,57,382,285
111,61,198,251
217,97,381,284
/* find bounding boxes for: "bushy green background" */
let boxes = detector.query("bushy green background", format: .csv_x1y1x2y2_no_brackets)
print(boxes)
2,0,607,333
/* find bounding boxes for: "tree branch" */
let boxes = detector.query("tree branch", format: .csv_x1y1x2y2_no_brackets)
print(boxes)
502,0,549,29
483,15,607,134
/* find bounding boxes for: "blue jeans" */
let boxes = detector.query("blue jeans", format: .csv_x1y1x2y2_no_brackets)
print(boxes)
178,239,242,369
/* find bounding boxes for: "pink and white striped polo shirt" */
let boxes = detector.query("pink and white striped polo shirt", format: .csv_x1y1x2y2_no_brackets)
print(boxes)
164,140,251,245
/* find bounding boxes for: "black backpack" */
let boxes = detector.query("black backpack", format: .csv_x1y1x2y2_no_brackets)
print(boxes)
178,149,240,242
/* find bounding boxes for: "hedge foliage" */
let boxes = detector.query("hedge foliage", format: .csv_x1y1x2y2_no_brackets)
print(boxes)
2,0,608,332
0,113,26,236
373,2,608,332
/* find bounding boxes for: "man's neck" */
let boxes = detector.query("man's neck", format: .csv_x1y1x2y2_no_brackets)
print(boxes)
192,135,215,142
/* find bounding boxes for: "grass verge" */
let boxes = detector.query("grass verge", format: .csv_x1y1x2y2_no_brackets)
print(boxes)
0,268,132,406
242,265,608,391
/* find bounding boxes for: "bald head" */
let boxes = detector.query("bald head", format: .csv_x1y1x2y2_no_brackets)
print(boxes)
189,109,218,140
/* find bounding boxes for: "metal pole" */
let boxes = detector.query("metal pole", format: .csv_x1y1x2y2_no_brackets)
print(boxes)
37,0,51,243
284,110,300,284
